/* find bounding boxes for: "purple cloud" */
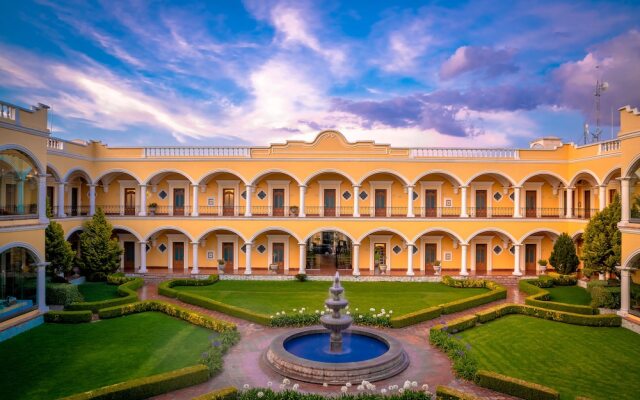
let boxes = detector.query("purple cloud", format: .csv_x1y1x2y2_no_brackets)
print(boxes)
440,46,519,80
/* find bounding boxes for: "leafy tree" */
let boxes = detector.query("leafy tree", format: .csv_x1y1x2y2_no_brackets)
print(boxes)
632,194,640,219
581,194,621,277
76,208,122,281
45,220,76,278
548,233,580,274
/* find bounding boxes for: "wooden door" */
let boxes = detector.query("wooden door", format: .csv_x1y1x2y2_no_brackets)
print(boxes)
584,190,591,218
475,190,487,217
273,189,285,216
272,243,284,269
71,187,79,216
124,188,136,215
525,244,537,275
222,242,234,268
223,189,235,216
173,188,185,216
424,243,437,271
123,241,135,272
375,189,387,216
424,190,437,217
173,242,185,272
525,190,537,217
475,244,487,274
374,243,386,269
324,189,336,216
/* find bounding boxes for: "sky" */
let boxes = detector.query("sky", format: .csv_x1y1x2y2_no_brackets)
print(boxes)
0,0,639,148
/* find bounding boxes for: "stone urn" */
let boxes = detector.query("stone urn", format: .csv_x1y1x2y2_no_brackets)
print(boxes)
433,260,442,276
379,264,387,275
217,259,225,274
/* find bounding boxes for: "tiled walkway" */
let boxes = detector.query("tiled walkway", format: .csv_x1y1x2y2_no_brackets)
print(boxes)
141,283,525,399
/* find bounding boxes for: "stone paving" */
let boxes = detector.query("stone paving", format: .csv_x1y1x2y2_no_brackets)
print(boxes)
141,283,524,399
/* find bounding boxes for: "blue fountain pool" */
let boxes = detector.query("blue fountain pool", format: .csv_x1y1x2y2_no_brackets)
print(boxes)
284,332,389,363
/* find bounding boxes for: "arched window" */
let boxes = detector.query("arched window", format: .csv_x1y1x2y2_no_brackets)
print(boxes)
0,149,39,216
1,247,38,320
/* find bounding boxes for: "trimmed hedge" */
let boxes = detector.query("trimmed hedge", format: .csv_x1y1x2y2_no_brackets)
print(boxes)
158,275,219,298
435,386,481,400
176,291,271,325
390,306,442,328
66,277,144,313
475,370,559,400
44,310,92,323
60,364,209,400
433,314,478,334
519,279,598,315
546,272,577,286
46,283,84,306
192,387,238,400
98,300,236,332
474,303,621,327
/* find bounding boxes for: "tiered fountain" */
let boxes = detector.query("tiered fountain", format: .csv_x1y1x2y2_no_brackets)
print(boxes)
265,273,409,385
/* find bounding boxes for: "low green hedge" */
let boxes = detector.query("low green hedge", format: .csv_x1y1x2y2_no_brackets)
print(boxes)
519,279,598,315
176,291,271,325
60,364,209,400
433,314,478,334
586,281,621,309
98,300,236,332
158,275,219,298
192,387,238,400
475,370,559,400
435,386,481,400
44,310,92,323
66,277,144,313
390,306,442,328
474,303,621,327
106,272,135,285
441,287,506,314
545,272,577,286
46,283,84,306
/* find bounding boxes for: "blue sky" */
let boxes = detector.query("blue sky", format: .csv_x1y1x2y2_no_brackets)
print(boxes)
0,0,639,148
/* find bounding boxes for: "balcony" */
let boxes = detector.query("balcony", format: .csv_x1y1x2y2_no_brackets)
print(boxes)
0,204,38,220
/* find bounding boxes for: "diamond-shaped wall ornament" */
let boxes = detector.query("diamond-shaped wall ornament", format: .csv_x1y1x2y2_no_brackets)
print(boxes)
158,190,168,200
412,246,418,254
241,244,247,253
412,191,418,201
145,244,151,253
359,190,368,200
158,243,167,253
393,245,402,254
241,191,247,199
509,246,516,255
493,245,502,255
257,244,266,253
493,192,502,201
342,191,351,200
509,192,515,201
257,190,267,200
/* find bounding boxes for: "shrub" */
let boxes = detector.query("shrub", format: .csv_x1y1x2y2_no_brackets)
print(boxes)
435,386,481,400
475,370,559,400
158,275,219,298
546,272,577,286
76,208,123,281
200,329,241,375
588,285,620,309
436,315,478,333
192,387,238,400
107,272,135,285
60,365,209,400
429,328,478,380
175,291,272,325
473,303,620,327
270,308,391,328
44,310,92,323
548,233,580,275
45,220,76,277
66,277,144,313
518,279,598,315
581,195,621,277
294,273,308,282
441,288,506,314
390,306,443,328
237,388,434,399
46,283,84,306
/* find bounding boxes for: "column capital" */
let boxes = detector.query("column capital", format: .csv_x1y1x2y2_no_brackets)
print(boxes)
32,261,51,267
138,240,148,244
460,242,469,247
618,177,631,182
405,184,415,189
139,183,147,187
512,185,522,189
405,242,415,247
352,242,361,247
244,241,253,246
298,242,306,246
352,184,361,188
191,183,200,187
617,265,637,272
459,185,469,189
567,186,576,190
190,241,200,246
298,184,307,188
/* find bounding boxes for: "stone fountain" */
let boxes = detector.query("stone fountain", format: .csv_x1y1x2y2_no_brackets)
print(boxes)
265,272,409,385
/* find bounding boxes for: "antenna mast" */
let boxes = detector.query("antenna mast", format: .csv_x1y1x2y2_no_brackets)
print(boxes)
584,65,608,144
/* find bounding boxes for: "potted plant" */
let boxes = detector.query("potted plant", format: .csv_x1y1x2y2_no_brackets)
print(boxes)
290,205,299,216
148,202,158,216
217,259,225,274
538,259,548,274
269,263,279,273
433,260,442,276
379,264,387,275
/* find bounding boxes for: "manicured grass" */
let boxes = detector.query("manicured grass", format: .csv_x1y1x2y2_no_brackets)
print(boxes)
546,285,592,305
78,282,120,302
174,280,489,316
457,315,640,399
0,312,212,400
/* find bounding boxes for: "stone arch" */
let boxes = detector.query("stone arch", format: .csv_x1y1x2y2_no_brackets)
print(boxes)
302,169,356,186
357,169,410,186
466,227,517,244
0,242,44,263
569,170,601,187
412,227,464,244
63,167,93,184
357,227,410,244
143,169,196,185
196,227,247,243
145,226,195,242
196,169,249,186
465,170,516,187
247,227,301,243
412,170,463,187
94,169,142,185
516,171,568,187
249,169,302,186
0,144,45,175
302,227,357,244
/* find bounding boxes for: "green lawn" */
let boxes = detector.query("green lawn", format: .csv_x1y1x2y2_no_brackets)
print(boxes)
78,282,121,302
174,280,489,316
546,285,592,305
0,312,212,400
457,315,640,399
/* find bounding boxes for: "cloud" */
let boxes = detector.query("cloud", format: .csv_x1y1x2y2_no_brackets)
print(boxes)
440,46,519,80
380,19,432,74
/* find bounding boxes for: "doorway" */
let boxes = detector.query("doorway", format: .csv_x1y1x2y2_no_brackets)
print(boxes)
525,190,537,217
71,187,79,216
272,189,285,216
173,188,185,216
374,243,387,272
475,190,487,217
323,189,336,216
124,188,136,215
222,242,234,269
525,244,537,275
584,190,591,218
272,242,284,270
173,242,185,272
123,241,135,272
424,243,437,272
375,189,387,217
223,189,235,216
424,190,437,217
475,244,487,274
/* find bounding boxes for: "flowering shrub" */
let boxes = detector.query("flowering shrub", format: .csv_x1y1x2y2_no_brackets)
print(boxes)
429,327,478,381
200,329,241,376
269,307,392,328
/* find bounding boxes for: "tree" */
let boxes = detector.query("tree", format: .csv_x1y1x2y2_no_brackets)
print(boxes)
45,220,76,278
548,233,580,275
581,194,621,277
76,208,122,281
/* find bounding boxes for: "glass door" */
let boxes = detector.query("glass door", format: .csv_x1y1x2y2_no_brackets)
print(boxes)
173,188,185,216
375,189,386,217
223,189,235,216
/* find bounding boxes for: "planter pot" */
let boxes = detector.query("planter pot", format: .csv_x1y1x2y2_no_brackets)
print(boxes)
269,264,279,273
433,265,442,276
379,265,387,275
217,265,225,275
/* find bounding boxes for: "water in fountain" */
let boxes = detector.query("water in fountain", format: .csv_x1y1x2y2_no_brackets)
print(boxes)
320,272,353,352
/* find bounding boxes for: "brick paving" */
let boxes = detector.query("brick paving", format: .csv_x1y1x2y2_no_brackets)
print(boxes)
141,282,524,399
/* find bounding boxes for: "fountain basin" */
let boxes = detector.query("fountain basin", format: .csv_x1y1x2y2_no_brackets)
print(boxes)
265,327,409,385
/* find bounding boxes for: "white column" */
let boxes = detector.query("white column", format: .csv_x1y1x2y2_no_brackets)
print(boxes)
352,243,360,276
138,185,147,216
460,186,469,217
36,262,49,313
512,244,522,276
598,185,606,211
406,186,414,217
191,184,199,216
191,242,199,274
618,265,632,316
298,185,306,217
139,241,147,273
57,182,66,217
298,242,306,274
566,187,574,218
460,243,469,276
244,242,252,274
620,178,630,224
245,185,253,217
353,185,360,217
16,178,25,214
88,184,96,216
513,186,522,218
38,174,48,222
406,243,415,276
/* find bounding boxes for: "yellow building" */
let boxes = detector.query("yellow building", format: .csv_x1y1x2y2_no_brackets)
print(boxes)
1,98,639,325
